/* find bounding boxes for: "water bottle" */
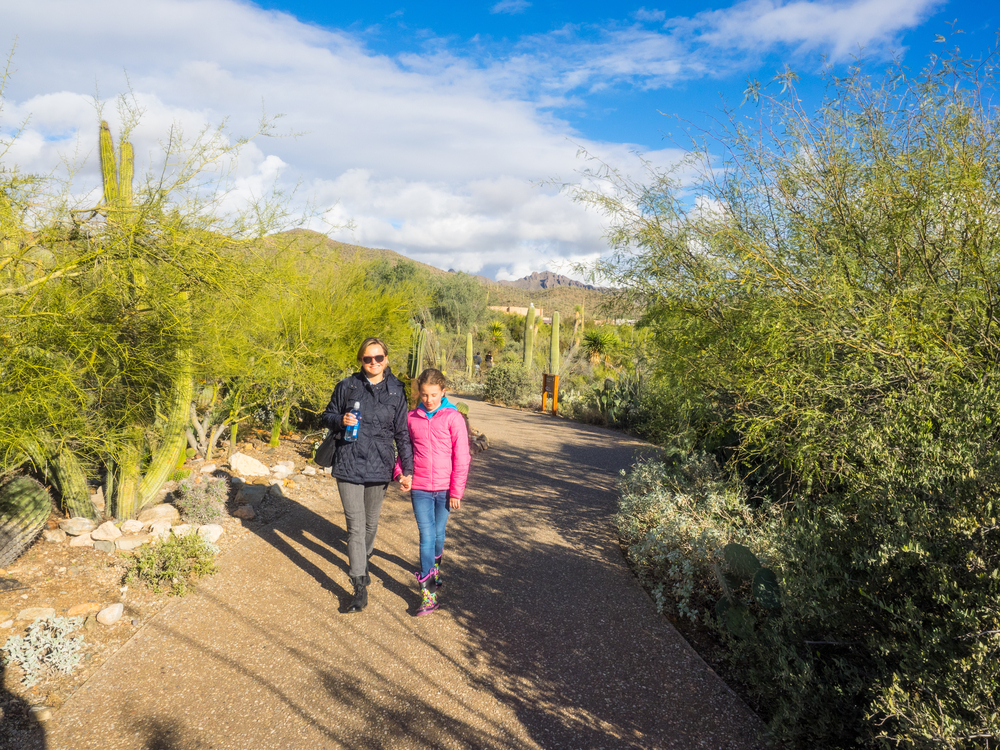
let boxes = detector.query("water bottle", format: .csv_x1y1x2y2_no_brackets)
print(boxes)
344,401,361,442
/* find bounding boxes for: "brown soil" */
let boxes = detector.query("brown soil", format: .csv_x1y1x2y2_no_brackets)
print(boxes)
0,430,320,736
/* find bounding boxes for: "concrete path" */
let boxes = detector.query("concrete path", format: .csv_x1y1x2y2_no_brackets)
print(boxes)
47,399,764,749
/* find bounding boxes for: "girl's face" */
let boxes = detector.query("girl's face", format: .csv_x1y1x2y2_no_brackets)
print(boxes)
419,383,445,412
360,344,388,381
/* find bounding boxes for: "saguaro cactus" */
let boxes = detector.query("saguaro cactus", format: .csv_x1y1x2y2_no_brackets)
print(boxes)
100,120,134,223
408,326,427,378
0,476,53,567
550,311,560,374
466,332,474,378
523,304,536,369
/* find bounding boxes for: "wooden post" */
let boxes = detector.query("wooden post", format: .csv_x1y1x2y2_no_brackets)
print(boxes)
542,374,560,415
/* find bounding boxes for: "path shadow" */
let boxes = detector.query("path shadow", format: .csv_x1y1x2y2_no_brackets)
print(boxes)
0,662,47,750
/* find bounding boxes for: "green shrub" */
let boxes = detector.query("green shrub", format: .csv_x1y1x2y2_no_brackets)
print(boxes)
124,533,218,595
171,477,227,525
483,363,532,406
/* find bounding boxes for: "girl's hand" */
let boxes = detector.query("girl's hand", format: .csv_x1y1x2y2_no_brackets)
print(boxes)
400,475,412,491
342,412,358,427
449,496,461,510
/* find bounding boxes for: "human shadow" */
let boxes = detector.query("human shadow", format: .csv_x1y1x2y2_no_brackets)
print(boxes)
0,662,46,750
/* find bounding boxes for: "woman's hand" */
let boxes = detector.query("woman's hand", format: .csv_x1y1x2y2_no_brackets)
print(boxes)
448,496,462,510
399,475,412,491
342,412,358,427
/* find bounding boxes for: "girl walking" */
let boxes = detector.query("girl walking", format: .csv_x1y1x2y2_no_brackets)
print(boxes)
405,368,470,615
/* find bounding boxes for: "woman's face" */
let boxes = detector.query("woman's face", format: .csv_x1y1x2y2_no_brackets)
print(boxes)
360,344,387,381
419,383,445,412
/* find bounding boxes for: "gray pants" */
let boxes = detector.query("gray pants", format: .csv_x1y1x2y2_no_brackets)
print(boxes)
336,480,388,577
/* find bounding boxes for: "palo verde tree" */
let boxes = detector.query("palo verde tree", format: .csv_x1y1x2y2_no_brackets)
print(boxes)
570,43,1000,749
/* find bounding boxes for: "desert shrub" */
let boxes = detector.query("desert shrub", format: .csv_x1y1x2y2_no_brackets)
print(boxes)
125,532,218,596
1,616,85,687
483,363,532,406
616,454,778,622
171,477,227,525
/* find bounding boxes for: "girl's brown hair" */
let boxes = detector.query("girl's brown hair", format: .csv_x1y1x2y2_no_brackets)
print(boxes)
356,337,389,362
416,368,447,389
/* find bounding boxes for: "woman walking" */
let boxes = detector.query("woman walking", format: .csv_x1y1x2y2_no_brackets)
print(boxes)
322,337,413,613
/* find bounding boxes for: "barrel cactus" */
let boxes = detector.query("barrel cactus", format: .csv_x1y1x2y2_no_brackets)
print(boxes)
0,476,53,568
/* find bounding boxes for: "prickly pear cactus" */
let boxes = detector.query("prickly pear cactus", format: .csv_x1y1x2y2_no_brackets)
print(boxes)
723,542,762,579
0,476,53,568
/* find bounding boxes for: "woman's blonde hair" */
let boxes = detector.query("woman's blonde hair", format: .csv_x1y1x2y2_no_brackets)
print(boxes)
416,368,447,389
356,337,389,362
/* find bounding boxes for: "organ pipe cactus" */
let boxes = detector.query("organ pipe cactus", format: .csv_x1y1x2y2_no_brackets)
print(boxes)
0,476,53,567
21,435,98,521
408,326,427,379
523,304,536,369
550,311,560,374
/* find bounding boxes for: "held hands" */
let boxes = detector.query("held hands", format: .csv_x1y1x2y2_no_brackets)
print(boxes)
399,475,412,491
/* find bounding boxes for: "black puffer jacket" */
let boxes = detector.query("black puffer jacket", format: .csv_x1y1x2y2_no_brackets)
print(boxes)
321,368,414,484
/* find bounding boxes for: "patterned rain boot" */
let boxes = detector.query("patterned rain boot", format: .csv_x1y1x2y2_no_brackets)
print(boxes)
433,555,443,589
415,571,439,616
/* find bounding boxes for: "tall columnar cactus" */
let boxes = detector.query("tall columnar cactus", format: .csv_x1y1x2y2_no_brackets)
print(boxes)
550,311,560,374
99,120,135,222
0,476,53,567
523,304,536,369
22,435,98,520
466,332,474,378
408,326,427,379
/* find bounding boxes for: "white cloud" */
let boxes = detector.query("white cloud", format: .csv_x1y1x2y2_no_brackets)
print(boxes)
491,0,531,15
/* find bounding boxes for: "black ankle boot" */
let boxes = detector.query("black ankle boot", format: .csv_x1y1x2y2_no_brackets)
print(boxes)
347,574,369,613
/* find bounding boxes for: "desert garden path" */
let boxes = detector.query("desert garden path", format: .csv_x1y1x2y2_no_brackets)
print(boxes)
47,398,764,750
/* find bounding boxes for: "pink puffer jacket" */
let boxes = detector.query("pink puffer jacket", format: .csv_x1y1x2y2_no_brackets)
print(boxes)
404,402,471,498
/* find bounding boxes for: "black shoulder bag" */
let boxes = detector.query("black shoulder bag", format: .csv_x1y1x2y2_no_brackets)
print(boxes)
314,430,338,468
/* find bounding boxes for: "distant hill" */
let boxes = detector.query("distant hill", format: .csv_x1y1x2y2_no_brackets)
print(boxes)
273,229,613,315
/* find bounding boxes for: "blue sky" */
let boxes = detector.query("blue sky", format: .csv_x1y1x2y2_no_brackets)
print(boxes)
1,0,997,280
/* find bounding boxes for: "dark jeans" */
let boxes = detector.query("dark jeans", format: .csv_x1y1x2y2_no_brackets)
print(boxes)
336,480,388,577
411,489,450,578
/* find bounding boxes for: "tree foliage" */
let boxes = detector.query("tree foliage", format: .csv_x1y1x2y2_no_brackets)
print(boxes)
578,44,1000,748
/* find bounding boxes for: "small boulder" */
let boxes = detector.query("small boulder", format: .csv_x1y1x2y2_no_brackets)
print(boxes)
97,603,123,626
94,540,116,553
232,505,256,520
59,517,97,536
171,524,196,537
200,463,217,474
137,503,180,525
17,607,56,621
301,466,317,476
30,706,53,723
91,486,106,513
69,532,95,548
149,520,173,540
0,620,12,629
120,519,145,534
198,524,224,544
228,452,270,477
42,529,67,544
91,521,123,541
235,484,268,507
67,602,102,617
116,533,152,551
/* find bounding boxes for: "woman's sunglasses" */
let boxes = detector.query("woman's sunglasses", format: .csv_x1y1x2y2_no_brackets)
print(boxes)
362,354,386,364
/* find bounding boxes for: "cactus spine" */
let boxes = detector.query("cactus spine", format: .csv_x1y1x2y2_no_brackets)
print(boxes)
0,477,53,567
550,311,560,374
466,332,474,378
523,304,536,369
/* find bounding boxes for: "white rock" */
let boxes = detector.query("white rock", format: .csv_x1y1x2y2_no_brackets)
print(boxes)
17,607,56,621
171,524,195,537
198,524,224,543
148,522,171,541
301,466,317,476
42,529,67,544
69,532,95,548
232,505,256,520
228,452,270,477
321,466,332,475
277,460,295,468
271,466,293,478
59,517,97,536
97,603,123,626
30,706,53,722
0,620,12,629
137,504,180,525
91,521,123,541
268,479,285,487
120,519,145,534
91,486,106,513
116,533,152,551
200,463,217,474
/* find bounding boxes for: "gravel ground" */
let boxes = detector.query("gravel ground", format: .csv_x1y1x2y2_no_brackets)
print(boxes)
41,399,766,750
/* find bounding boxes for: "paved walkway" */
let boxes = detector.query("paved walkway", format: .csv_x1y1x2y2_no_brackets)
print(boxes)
47,399,764,749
